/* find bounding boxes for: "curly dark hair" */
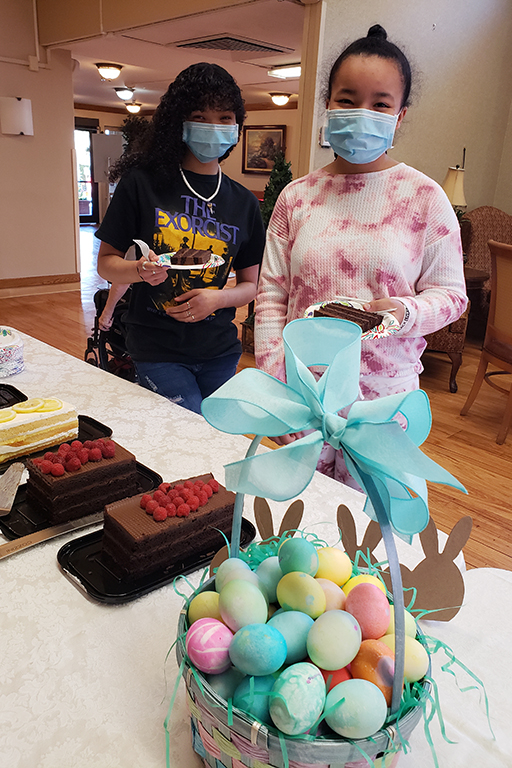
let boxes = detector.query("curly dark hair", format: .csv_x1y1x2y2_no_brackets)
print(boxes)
109,62,246,186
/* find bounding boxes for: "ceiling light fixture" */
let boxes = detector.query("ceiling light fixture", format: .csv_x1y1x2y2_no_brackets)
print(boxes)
114,87,135,101
95,63,123,80
267,65,301,80
125,102,142,114
270,93,291,106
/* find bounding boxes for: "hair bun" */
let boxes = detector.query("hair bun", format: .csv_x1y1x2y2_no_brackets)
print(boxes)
367,24,387,40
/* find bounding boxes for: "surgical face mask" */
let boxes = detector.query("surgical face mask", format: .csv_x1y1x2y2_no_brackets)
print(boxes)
324,108,399,165
182,121,239,164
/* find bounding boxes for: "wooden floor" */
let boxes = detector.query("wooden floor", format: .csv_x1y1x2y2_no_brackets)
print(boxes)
2,226,511,571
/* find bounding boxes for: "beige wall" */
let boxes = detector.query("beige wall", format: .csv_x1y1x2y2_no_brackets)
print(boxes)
311,0,512,213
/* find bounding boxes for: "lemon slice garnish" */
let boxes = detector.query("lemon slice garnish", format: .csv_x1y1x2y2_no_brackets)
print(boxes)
12,398,45,413
0,408,16,422
37,398,63,412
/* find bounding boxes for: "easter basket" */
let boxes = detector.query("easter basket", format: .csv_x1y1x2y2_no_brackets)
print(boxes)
173,318,465,768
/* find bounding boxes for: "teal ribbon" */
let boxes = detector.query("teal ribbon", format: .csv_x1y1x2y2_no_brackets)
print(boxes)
202,318,466,539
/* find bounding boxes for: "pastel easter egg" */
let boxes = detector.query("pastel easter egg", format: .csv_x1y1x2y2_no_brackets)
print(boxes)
307,610,361,670
278,537,319,576
185,618,234,674
316,547,353,586
319,665,352,692
233,674,276,723
276,572,326,619
219,579,268,632
188,590,223,625
229,624,287,676
350,639,395,706
269,662,326,735
384,606,417,638
345,583,390,640
379,634,429,683
215,558,252,592
315,578,346,611
256,556,283,603
267,610,314,664
342,574,387,597
325,679,388,739
205,667,246,700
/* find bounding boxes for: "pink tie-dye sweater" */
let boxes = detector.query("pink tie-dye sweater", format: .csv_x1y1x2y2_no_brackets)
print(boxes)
255,163,468,399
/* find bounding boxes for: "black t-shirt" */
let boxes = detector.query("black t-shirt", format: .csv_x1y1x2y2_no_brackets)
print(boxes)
95,167,265,363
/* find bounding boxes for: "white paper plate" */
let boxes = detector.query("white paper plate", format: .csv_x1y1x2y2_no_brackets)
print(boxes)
304,297,400,340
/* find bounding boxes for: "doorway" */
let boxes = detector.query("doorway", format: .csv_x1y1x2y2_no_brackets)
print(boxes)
74,117,100,224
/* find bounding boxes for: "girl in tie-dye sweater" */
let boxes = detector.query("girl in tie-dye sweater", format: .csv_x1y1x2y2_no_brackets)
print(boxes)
254,25,467,485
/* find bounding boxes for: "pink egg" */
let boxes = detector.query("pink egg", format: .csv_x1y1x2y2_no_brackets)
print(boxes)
344,583,390,640
185,617,234,674
315,578,346,611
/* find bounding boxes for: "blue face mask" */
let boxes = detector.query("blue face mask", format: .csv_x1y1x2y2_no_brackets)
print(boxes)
324,108,399,164
182,122,239,164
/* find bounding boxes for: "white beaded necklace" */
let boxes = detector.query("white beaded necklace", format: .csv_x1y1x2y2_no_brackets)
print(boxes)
179,165,222,212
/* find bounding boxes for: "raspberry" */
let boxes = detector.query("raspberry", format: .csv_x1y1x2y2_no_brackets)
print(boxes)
57,443,71,456
166,503,177,517
184,480,194,489
43,452,55,461
188,495,200,511
177,503,190,517
50,462,65,476
159,482,171,493
101,440,116,459
65,456,81,472
71,440,83,451
198,490,208,505
167,488,179,500
193,480,204,490
153,490,167,505
89,447,102,462
78,448,90,464
83,440,95,449
32,457,43,466
145,499,158,514
40,460,53,474
181,489,193,500
50,453,62,463
153,506,167,522
140,494,152,509
174,484,185,494
173,496,185,507
208,479,219,493
203,484,213,499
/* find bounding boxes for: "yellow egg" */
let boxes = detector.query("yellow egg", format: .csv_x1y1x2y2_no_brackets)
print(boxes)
277,572,326,619
383,606,417,638
188,590,223,625
343,574,387,597
316,547,353,586
379,634,429,683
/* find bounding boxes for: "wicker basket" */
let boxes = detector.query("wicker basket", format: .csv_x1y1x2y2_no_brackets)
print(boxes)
177,578,431,768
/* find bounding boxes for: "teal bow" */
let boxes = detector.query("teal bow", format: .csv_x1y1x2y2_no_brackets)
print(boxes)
202,318,466,539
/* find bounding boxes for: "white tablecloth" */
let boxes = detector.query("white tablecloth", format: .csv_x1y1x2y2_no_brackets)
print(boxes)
0,334,510,767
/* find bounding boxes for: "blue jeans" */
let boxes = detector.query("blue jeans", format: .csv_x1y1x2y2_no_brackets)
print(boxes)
134,352,240,414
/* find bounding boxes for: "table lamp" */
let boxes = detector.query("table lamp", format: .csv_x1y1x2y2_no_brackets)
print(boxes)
442,148,467,220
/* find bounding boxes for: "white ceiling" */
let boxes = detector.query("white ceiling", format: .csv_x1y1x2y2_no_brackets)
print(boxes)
61,0,305,114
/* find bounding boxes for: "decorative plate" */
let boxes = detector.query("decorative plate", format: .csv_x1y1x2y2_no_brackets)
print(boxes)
304,297,401,340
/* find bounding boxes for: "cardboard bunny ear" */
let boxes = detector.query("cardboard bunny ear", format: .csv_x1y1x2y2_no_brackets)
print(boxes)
337,504,382,566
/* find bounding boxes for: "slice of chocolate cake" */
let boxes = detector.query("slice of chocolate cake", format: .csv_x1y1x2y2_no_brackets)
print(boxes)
314,303,383,332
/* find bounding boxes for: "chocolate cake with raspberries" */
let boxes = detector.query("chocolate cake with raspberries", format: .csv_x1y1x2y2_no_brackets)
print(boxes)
102,473,235,580
314,303,383,332
25,438,139,524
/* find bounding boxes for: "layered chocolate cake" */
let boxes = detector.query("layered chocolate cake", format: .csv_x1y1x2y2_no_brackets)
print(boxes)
314,303,383,332
25,438,139,524
102,473,235,580
0,397,78,464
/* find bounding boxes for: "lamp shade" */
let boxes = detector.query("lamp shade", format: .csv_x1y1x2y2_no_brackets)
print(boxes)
125,102,142,114
442,167,467,207
114,87,135,101
95,63,123,80
270,93,291,106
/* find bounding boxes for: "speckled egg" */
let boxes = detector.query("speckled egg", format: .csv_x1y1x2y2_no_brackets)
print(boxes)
185,618,234,674
276,572,326,619
350,639,395,706
256,556,283,603
215,557,252,592
315,578,346,611
345,583,390,640
233,674,276,723
269,662,326,735
324,679,388,738
219,579,268,632
267,610,314,664
229,623,287,676
278,537,319,576
307,610,362,670
188,590,223,625
316,547,353,586
379,634,429,683
342,574,387,597
384,605,417,638
205,667,246,700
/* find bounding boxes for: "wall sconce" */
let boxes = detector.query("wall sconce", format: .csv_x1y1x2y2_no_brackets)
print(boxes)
268,65,301,79
0,96,34,135
125,102,142,114
95,63,123,80
270,93,291,106
114,87,135,101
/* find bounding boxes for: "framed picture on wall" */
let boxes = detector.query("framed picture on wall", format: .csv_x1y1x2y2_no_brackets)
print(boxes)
242,125,286,174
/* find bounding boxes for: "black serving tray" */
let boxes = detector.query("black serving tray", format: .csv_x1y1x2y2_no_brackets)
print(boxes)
0,461,161,541
0,384,28,409
57,518,257,604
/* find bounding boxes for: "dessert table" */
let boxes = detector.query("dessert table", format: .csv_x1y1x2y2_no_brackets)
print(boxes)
0,332,510,768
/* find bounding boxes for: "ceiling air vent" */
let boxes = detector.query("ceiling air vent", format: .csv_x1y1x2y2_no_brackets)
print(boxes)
175,36,288,54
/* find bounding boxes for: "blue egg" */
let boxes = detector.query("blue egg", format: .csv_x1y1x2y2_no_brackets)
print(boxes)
229,624,287,676
205,667,246,700
267,610,314,664
233,675,276,723
256,556,283,603
325,679,388,739
278,537,319,576
269,662,326,735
